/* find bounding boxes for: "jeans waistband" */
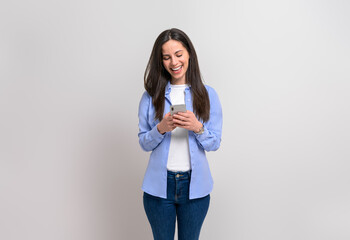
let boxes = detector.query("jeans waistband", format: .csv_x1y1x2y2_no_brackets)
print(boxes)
167,170,191,180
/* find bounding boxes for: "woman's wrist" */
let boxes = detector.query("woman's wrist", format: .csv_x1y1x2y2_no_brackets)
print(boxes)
157,123,165,135
194,122,203,134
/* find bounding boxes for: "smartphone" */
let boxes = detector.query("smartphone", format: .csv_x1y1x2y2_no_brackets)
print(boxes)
170,104,187,115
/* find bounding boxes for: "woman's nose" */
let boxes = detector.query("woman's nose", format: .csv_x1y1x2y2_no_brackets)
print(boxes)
170,57,178,66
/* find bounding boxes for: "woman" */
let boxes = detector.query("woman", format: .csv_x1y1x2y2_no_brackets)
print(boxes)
138,28,222,240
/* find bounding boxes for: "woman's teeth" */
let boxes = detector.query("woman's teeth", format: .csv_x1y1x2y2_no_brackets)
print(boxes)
171,66,182,71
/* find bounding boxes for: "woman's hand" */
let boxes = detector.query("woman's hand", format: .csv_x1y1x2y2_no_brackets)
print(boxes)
172,110,203,133
157,112,176,134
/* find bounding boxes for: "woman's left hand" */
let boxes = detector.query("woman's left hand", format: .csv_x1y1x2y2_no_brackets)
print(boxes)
172,110,203,133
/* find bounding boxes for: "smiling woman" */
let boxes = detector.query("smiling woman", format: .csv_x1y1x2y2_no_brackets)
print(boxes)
138,28,223,240
161,40,189,84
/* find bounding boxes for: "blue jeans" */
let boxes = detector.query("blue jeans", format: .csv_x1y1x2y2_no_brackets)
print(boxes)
143,170,210,240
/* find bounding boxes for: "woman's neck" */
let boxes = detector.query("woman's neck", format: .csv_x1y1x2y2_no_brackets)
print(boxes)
171,77,186,85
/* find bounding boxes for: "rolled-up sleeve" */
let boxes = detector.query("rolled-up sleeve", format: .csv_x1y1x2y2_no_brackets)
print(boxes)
194,87,223,152
138,92,165,152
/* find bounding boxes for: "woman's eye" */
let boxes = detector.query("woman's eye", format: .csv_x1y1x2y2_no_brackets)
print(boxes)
177,55,182,57
163,57,170,60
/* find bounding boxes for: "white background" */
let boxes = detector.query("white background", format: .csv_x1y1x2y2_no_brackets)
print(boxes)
1,0,350,239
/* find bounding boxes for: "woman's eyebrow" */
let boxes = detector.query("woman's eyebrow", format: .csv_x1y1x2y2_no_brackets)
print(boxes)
162,50,183,56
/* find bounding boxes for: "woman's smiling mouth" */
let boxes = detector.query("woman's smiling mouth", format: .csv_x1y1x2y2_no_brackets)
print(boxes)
171,65,182,73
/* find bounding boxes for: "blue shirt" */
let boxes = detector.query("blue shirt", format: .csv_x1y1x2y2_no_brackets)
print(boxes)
138,81,223,199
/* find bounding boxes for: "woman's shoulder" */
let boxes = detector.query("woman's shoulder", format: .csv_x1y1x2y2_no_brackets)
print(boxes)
204,84,219,97
203,84,221,107
139,90,152,106
140,90,152,100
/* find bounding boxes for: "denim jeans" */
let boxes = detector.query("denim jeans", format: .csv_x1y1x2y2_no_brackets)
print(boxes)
143,170,210,240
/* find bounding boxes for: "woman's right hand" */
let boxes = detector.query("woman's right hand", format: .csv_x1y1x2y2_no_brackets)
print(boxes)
157,112,176,134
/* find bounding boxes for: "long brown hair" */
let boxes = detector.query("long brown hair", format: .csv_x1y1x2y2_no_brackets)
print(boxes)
144,28,210,122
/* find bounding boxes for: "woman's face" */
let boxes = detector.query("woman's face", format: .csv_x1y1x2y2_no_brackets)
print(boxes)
162,39,190,84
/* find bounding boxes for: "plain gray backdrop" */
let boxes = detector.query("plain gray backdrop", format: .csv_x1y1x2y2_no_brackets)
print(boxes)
1,0,349,239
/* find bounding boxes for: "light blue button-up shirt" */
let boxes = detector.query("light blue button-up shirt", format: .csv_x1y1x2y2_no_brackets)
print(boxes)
138,81,223,199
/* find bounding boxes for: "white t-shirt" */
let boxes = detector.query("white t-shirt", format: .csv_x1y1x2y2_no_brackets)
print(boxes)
166,84,191,172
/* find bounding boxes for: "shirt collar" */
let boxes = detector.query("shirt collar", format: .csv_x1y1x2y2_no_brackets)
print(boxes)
165,81,171,95
165,81,191,95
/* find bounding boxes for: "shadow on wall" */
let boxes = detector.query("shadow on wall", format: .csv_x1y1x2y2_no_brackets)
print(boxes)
83,115,151,239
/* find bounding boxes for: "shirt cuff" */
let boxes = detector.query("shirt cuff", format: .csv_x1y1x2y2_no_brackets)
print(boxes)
150,124,166,141
194,124,209,141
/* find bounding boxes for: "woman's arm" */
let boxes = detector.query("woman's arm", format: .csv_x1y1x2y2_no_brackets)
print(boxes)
172,86,223,152
194,86,223,152
138,92,165,152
